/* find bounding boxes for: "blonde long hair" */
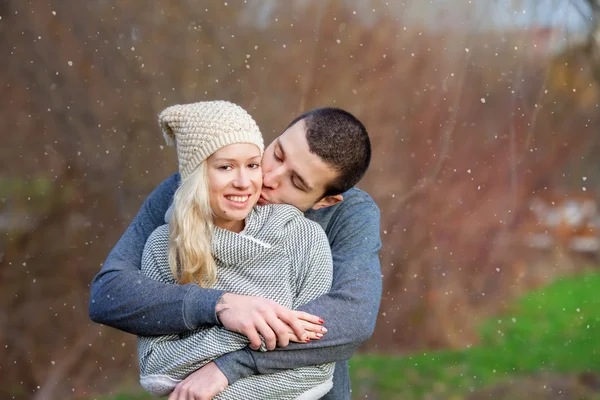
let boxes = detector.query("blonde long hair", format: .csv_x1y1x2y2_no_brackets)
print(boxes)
168,162,217,287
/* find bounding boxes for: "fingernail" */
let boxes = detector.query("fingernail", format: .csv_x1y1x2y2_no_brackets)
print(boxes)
316,333,323,338
305,338,310,342
318,319,324,324
321,327,328,333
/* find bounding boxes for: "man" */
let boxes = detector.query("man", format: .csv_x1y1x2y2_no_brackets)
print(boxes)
89,107,382,400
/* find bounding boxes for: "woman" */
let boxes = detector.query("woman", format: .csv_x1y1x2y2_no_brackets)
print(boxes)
137,101,334,399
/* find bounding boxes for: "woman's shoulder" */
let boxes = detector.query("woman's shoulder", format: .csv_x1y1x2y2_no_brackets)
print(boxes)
147,224,170,245
143,224,170,259
273,205,329,244
248,204,327,245
258,204,320,228
141,224,175,283
253,203,302,218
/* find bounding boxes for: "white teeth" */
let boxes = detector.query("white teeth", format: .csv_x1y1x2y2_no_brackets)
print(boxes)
226,195,249,203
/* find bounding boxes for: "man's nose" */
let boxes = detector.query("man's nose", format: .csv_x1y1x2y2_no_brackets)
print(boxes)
262,166,283,189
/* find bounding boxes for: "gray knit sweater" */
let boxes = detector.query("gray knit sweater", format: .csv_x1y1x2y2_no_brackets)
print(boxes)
137,204,334,399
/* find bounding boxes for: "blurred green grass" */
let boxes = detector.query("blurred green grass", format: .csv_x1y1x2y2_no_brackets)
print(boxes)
94,272,600,399
350,271,600,399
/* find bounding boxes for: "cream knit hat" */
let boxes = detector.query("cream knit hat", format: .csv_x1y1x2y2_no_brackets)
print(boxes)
158,101,264,179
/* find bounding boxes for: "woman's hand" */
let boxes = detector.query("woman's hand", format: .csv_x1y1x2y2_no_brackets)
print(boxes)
288,310,328,343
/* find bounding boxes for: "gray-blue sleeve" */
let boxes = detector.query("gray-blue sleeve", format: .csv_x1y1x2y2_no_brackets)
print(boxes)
215,196,382,383
88,173,225,335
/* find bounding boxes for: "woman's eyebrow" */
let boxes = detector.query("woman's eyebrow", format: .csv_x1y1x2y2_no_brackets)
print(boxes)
211,155,261,163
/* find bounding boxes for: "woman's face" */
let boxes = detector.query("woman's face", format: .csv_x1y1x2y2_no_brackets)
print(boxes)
206,143,262,232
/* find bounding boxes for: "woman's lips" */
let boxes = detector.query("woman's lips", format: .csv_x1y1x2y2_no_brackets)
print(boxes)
224,194,252,208
225,195,249,203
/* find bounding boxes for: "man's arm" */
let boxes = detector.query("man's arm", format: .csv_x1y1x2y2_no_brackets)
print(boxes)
88,173,224,335
214,195,382,383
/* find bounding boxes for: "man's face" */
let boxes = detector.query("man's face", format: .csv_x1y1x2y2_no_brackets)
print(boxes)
257,120,342,212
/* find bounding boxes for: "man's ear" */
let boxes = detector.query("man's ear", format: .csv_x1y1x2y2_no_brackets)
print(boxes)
311,194,343,211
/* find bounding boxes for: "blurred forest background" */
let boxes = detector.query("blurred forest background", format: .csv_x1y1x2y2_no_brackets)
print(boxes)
3,0,600,399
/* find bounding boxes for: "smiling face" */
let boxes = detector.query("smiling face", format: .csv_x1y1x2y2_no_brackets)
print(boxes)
206,143,263,232
257,120,342,212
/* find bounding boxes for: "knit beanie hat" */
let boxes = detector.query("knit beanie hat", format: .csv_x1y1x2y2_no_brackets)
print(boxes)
158,100,264,179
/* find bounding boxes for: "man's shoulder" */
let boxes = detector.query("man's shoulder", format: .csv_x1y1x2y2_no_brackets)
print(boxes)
339,187,378,210
305,187,379,232
331,187,380,227
148,172,181,209
162,172,181,194
314,187,379,218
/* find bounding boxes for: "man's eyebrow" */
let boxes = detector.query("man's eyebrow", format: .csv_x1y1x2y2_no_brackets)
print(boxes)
276,138,285,158
277,138,313,192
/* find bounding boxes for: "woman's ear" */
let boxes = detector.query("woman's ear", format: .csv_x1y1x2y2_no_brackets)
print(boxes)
311,194,343,211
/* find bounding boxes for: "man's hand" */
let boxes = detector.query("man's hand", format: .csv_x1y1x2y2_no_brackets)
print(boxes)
216,293,325,350
169,361,228,400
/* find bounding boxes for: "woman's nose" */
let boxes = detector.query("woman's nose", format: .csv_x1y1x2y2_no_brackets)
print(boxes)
233,169,251,188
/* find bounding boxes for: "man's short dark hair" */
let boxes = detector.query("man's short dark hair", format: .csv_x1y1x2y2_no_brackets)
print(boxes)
287,107,371,197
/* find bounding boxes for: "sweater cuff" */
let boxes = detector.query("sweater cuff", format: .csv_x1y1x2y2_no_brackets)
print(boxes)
213,348,258,385
182,285,226,329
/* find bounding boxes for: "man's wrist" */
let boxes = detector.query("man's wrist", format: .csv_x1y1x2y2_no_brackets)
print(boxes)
213,348,258,385
183,285,226,329
215,292,231,325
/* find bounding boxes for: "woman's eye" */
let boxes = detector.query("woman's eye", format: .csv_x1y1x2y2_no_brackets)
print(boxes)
248,163,260,169
220,165,233,171
274,153,282,162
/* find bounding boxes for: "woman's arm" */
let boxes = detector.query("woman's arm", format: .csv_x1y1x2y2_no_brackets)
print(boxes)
292,219,334,308
137,227,249,397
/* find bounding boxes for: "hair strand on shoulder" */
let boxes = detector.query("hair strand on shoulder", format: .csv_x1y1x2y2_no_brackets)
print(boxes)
168,163,216,287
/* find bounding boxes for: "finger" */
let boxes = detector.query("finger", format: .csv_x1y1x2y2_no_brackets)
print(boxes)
292,310,324,325
194,392,207,400
240,322,263,351
254,318,277,350
169,384,181,400
277,308,307,341
289,331,322,342
192,388,208,400
300,320,328,334
180,385,194,400
264,313,291,348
